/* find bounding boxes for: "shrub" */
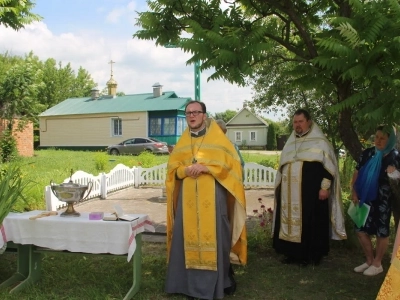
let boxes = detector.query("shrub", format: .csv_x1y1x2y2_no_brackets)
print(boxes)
94,152,108,171
266,123,277,150
340,155,356,194
0,129,18,163
336,155,361,249
258,158,276,169
0,163,31,224
137,151,157,168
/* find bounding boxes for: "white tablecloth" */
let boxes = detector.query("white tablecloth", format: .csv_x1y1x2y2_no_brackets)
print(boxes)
0,211,155,262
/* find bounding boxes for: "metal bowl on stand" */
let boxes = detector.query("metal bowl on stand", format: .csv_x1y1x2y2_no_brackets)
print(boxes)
50,170,93,217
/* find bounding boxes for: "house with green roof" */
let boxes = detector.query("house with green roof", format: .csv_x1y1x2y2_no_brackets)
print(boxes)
38,79,191,150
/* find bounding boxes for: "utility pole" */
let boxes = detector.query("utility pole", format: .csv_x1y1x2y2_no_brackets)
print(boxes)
164,44,201,100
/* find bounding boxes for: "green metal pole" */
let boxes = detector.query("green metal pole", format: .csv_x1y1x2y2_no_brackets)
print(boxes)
194,61,201,100
164,44,201,100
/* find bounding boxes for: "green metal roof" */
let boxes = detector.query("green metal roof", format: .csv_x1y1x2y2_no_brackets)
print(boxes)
39,91,191,117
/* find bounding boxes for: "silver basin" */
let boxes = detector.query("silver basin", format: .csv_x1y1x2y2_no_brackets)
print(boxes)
51,183,90,203
50,179,93,217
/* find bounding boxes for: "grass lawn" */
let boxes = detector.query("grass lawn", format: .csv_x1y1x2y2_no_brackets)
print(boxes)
0,150,390,299
0,238,387,300
9,149,279,211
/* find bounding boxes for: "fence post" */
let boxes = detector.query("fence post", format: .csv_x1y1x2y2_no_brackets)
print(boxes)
158,186,167,203
100,173,107,199
45,185,53,211
243,165,248,185
45,185,60,211
132,167,138,188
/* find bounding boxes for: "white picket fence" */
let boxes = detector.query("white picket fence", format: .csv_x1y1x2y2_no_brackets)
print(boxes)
243,162,277,188
45,162,277,211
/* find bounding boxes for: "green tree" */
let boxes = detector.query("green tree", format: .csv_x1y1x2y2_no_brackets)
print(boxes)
36,59,97,108
266,122,277,150
37,58,66,108
100,87,108,96
0,54,45,161
0,0,41,31
71,67,96,98
0,55,45,124
0,52,96,112
0,51,97,160
213,109,237,123
0,51,23,82
247,55,344,149
134,0,400,159
57,63,76,98
274,120,291,137
98,87,125,97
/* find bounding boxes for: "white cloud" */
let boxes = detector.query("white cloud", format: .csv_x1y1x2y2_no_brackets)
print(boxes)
106,9,125,23
127,1,137,11
0,18,282,120
106,1,138,24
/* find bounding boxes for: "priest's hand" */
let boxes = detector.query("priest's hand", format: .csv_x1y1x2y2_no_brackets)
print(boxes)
185,164,209,178
318,189,329,200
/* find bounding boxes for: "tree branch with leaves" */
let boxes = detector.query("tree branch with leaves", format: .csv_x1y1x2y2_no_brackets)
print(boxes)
134,0,400,159
0,0,42,31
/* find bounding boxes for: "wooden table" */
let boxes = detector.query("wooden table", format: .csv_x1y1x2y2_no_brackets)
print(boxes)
0,211,154,299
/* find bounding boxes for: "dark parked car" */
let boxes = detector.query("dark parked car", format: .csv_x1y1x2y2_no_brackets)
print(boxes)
107,137,169,155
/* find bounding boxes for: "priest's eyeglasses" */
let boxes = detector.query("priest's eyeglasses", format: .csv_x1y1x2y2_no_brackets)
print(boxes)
185,111,204,117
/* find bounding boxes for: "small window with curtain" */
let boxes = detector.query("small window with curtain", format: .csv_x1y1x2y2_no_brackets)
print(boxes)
150,118,162,135
235,131,242,142
164,118,176,135
111,118,122,136
177,117,187,135
250,131,257,141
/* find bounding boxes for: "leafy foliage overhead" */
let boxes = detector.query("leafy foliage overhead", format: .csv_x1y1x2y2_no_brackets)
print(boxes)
134,0,400,159
0,0,42,30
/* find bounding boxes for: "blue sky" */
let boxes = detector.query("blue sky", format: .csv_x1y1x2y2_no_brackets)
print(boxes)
0,0,281,120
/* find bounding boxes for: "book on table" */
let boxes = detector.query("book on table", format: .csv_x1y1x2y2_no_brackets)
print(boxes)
102,204,138,222
117,214,139,222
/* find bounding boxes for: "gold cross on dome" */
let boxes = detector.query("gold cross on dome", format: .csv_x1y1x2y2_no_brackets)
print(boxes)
108,60,115,75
